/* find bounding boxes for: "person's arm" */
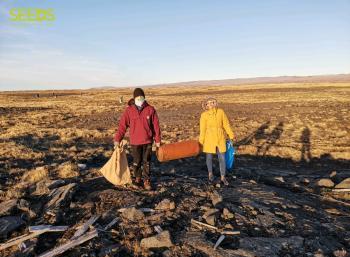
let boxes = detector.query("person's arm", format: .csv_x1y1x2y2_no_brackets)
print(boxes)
114,109,130,143
222,111,234,140
199,113,207,145
152,110,161,145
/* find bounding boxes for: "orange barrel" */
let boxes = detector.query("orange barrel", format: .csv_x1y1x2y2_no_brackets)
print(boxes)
157,140,201,162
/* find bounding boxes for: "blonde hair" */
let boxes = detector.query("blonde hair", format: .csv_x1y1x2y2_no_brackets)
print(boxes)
201,97,218,110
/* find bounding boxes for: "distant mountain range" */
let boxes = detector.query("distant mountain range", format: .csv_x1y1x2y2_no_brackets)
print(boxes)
91,74,350,90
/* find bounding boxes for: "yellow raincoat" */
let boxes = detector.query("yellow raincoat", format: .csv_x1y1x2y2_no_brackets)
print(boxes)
199,108,234,154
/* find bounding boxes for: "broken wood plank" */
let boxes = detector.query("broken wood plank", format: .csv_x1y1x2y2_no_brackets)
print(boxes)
0,225,69,251
0,232,42,251
29,225,68,233
332,188,350,193
38,229,98,257
213,234,225,250
154,225,163,234
118,207,156,213
71,215,100,240
220,230,240,235
191,219,240,235
44,183,77,223
191,219,218,231
103,217,119,230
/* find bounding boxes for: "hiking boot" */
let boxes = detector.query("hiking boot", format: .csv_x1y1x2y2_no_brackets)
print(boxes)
144,179,152,190
131,177,142,189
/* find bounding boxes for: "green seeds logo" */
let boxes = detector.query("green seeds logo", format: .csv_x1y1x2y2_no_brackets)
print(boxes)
9,8,55,22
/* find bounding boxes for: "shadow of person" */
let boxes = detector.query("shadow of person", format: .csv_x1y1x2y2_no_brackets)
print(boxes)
235,121,271,148
300,127,312,163
256,121,284,156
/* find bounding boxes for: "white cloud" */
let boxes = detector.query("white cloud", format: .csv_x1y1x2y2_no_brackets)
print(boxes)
0,43,128,90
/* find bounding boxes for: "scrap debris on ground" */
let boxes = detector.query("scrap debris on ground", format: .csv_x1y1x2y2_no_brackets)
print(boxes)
0,85,350,256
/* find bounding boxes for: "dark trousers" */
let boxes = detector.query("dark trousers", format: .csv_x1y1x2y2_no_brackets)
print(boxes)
131,143,152,180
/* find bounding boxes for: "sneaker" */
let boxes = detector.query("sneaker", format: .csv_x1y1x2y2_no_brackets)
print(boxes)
208,172,214,182
144,179,152,190
221,177,229,186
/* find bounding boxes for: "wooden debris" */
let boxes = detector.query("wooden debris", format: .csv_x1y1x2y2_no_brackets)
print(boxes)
0,233,42,251
332,188,350,193
213,234,225,250
71,215,100,240
38,229,98,257
103,217,119,230
29,225,68,233
0,225,68,251
118,207,155,213
191,219,218,230
191,219,240,235
154,225,163,234
44,183,77,223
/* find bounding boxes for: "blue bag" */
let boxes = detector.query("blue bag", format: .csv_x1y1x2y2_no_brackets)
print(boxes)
225,140,235,172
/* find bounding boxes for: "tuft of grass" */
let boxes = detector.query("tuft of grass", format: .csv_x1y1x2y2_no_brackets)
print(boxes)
21,166,48,183
58,162,79,178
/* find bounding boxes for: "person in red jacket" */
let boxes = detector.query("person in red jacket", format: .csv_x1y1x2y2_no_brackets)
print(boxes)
114,88,161,190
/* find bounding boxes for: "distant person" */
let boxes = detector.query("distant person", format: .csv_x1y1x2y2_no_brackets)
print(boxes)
114,88,161,190
199,97,234,185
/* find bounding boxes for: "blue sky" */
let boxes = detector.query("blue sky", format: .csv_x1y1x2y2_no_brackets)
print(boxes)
0,0,349,90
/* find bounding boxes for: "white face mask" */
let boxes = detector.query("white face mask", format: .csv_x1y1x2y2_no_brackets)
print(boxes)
135,97,145,107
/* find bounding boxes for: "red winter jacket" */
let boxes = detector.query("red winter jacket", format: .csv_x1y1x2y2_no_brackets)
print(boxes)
114,99,161,145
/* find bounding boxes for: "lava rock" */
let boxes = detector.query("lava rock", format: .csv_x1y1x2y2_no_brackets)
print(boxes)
316,178,335,188
335,178,350,189
121,207,145,221
155,199,175,210
210,191,223,206
140,230,173,249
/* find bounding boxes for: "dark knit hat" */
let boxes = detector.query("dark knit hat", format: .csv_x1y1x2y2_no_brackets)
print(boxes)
133,88,145,98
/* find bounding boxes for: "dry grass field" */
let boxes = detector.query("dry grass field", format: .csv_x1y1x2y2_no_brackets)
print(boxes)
0,82,350,256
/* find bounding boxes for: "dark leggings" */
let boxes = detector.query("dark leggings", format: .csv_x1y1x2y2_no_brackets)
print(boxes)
131,143,152,180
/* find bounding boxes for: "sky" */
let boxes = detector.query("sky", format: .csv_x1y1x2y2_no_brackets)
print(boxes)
0,0,349,90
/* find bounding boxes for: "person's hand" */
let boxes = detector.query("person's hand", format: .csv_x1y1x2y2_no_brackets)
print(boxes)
114,141,120,150
155,142,161,148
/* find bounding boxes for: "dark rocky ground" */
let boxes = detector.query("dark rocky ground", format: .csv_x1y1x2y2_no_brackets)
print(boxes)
0,84,350,256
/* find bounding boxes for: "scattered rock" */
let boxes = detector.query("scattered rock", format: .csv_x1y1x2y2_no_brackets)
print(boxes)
316,178,334,188
210,190,223,206
155,199,175,210
203,208,219,226
329,171,337,178
121,207,145,222
33,180,50,196
140,230,173,249
78,163,87,169
333,249,348,257
301,178,310,185
223,208,234,219
335,178,350,189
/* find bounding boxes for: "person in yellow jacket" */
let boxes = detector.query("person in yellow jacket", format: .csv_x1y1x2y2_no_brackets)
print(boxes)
199,97,234,185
